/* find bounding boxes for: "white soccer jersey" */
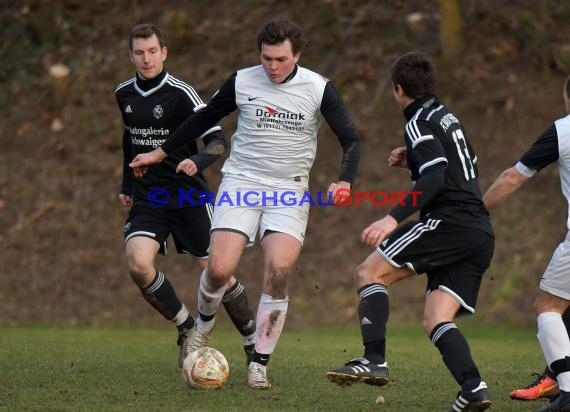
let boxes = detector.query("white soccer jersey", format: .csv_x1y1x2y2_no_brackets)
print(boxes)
161,65,361,189
221,65,327,186
556,116,570,230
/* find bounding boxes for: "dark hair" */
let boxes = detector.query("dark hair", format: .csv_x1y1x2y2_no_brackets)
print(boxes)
390,51,436,99
256,20,307,54
565,74,570,98
128,23,165,51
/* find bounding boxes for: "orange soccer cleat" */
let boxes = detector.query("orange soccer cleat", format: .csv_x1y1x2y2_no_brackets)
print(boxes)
509,372,559,401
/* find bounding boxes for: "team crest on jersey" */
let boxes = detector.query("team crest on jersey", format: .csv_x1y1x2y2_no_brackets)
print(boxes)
153,105,163,119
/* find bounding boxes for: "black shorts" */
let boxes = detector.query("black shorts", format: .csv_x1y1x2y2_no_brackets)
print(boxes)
123,202,213,258
378,218,494,315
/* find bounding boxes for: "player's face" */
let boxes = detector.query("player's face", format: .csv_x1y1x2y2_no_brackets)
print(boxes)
130,34,167,80
260,40,300,84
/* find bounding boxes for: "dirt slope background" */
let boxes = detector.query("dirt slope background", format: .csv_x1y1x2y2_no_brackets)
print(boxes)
2,0,570,330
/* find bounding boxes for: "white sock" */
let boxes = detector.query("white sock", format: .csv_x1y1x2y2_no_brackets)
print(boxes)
255,294,288,354
537,312,570,391
197,269,225,317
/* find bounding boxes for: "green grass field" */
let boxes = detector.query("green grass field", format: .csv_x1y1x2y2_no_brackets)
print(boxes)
0,322,552,411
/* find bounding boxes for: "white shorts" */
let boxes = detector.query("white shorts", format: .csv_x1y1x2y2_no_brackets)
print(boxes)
540,233,570,300
211,175,310,246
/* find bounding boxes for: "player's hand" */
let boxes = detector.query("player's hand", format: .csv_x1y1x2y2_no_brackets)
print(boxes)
327,181,351,205
119,194,133,207
129,148,167,177
388,146,407,168
361,215,398,248
176,159,198,176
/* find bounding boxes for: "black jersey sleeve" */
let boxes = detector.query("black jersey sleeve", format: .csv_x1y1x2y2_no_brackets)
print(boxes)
161,73,238,155
121,127,134,195
189,129,228,172
518,124,559,172
388,162,446,222
388,121,447,222
320,82,361,185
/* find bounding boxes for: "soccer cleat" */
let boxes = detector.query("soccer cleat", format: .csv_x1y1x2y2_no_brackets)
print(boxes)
447,381,491,412
183,321,213,358
247,361,272,389
326,358,389,387
509,372,559,401
176,328,191,369
536,391,570,412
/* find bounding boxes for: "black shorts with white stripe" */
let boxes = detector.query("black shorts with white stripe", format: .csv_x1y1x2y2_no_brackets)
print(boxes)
124,202,213,258
378,218,494,315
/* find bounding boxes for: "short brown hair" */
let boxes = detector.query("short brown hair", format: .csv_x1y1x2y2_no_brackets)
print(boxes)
390,51,436,99
256,20,307,54
128,23,165,51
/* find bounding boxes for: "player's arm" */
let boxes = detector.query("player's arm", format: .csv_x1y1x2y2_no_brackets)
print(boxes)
389,122,447,223
177,129,227,176
118,112,133,206
484,124,559,209
320,81,362,187
130,73,238,174
175,83,228,176
483,167,528,209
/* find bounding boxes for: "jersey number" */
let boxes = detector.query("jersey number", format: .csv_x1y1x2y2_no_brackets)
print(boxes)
452,130,475,181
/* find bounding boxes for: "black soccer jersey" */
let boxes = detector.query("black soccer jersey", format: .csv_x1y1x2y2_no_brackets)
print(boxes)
392,94,493,235
115,70,225,208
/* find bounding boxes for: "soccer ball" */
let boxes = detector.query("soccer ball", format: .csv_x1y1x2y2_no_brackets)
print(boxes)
181,347,229,389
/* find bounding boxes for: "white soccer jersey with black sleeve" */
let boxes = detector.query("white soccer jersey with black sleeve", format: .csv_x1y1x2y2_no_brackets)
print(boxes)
220,65,325,186
516,114,570,229
161,65,361,189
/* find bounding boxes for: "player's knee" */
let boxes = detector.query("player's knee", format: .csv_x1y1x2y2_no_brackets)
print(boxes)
354,262,375,287
422,315,436,336
269,267,291,296
206,262,233,289
126,255,154,287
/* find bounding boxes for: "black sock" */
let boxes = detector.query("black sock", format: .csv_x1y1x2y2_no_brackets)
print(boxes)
430,322,480,388
222,281,256,337
358,284,389,363
141,271,184,322
198,312,215,322
252,351,270,366
177,316,195,333
544,364,556,379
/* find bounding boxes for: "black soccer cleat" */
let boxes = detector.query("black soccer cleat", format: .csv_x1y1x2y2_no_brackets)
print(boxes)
447,381,491,412
176,328,191,369
326,357,389,387
536,390,570,412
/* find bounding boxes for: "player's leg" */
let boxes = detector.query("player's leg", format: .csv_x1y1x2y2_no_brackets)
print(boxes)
507,308,570,401
183,229,248,355
534,246,570,412
509,302,570,402
326,250,411,387
173,204,256,361
126,235,194,367
423,227,493,411
124,207,194,367
222,275,256,363
245,231,301,389
126,236,191,328
425,290,491,412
